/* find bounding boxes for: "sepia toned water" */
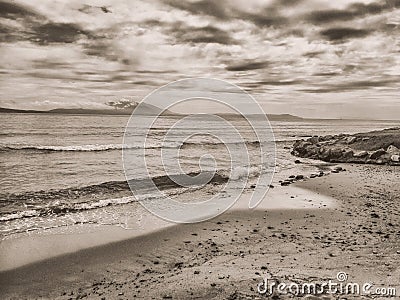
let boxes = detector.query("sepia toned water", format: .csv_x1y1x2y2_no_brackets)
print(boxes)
0,113,398,232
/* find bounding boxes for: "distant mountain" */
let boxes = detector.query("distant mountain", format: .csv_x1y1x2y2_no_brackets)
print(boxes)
0,105,309,122
0,107,304,120
0,107,45,114
266,114,303,121
216,113,303,121
0,103,172,116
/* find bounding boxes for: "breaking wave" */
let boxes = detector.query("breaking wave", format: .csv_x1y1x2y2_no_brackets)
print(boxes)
0,140,265,153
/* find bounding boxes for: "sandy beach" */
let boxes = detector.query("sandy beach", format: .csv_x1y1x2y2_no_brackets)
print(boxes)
1,163,399,299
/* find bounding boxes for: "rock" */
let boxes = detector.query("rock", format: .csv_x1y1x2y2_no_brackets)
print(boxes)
295,175,304,180
294,159,301,164
342,149,354,158
369,148,387,160
345,136,357,144
174,262,183,268
292,128,398,166
310,173,318,178
353,151,368,158
194,270,200,274
318,147,331,160
391,154,400,162
332,166,343,173
330,148,344,160
387,145,400,155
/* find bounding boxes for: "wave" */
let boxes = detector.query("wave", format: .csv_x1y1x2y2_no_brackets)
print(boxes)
0,170,229,221
0,140,267,153
0,165,267,222
0,144,132,152
0,197,136,222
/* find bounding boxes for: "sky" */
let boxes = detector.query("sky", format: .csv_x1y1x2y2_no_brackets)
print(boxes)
0,0,399,119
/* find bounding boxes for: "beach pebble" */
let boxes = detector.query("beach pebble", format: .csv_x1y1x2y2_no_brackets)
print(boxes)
391,154,400,162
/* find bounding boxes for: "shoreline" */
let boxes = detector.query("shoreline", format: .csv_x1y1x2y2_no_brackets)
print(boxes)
0,184,335,272
1,163,399,299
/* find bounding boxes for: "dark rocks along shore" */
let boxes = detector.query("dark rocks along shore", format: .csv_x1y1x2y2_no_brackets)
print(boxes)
291,127,400,165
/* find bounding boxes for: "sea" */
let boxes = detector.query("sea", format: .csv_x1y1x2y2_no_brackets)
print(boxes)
0,113,398,238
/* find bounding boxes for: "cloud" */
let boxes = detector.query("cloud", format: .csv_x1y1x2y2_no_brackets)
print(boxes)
305,0,400,24
226,61,270,71
0,1,42,19
320,27,372,41
163,0,229,20
306,9,358,24
0,0,399,119
300,78,398,93
166,23,237,45
0,1,91,45
237,10,288,27
32,22,90,45
162,0,289,27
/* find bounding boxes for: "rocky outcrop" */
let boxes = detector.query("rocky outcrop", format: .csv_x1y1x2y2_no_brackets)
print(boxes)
291,127,400,165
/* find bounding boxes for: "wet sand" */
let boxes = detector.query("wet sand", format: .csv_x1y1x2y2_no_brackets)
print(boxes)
0,164,399,299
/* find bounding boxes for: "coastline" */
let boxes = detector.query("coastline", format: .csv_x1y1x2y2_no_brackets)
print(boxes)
0,184,335,272
2,163,399,299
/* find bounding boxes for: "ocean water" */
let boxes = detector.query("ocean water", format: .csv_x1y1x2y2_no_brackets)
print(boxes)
0,113,398,235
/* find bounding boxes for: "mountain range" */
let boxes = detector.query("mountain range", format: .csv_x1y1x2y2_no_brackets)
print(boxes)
0,106,304,121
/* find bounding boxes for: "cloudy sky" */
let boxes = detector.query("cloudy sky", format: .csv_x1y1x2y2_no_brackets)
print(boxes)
0,0,399,119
